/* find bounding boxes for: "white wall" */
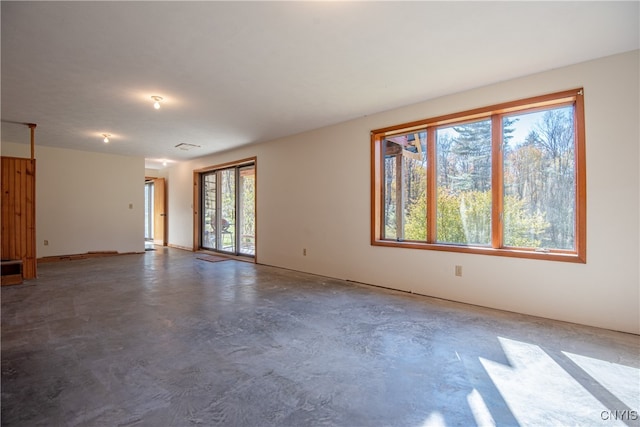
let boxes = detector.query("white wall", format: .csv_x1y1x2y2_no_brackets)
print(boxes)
167,50,639,334
145,168,168,179
1,142,145,257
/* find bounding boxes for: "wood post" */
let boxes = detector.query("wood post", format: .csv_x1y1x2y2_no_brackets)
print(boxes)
28,123,36,160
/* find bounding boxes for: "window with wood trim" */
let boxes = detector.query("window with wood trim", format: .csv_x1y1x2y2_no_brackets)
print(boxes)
371,89,586,262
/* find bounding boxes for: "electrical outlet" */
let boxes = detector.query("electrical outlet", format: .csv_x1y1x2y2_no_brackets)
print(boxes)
303,248,307,256
455,265,462,277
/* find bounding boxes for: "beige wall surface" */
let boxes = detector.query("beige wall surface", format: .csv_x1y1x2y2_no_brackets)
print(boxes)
1,140,31,158
168,50,640,334
145,168,168,179
1,142,145,257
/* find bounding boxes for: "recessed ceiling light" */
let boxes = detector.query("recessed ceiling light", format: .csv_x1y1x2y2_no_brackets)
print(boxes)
102,133,110,143
151,95,163,110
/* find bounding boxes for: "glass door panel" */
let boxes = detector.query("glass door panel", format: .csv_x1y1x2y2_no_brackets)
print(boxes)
202,173,217,249
239,165,255,255
219,168,236,253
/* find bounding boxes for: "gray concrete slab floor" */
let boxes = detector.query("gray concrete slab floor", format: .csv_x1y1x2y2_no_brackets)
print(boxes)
2,248,638,426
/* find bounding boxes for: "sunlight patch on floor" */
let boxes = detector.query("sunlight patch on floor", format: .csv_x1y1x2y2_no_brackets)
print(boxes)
563,351,640,412
480,337,627,426
419,411,446,427
467,388,496,426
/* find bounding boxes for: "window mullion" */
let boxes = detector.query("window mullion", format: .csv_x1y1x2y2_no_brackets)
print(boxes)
427,127,437,243
491,114,503,249
395,154,404,239
371,134,383,242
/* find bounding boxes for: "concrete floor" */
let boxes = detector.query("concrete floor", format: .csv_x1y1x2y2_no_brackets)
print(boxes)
2,248,638,426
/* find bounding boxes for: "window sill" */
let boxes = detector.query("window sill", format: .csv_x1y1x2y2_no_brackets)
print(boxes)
371,239,586,263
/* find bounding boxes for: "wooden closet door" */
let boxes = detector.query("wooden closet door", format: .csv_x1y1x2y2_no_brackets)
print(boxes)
1,156,36,279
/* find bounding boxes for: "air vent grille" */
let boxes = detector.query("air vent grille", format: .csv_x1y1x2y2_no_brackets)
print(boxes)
174,143,201,151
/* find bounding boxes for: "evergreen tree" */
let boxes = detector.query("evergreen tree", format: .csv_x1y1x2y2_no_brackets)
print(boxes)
451,120,492,192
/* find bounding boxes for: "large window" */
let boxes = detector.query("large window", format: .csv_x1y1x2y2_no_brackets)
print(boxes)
371,89,586,262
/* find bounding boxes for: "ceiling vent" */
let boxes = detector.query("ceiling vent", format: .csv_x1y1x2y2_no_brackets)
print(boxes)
174,143,200,151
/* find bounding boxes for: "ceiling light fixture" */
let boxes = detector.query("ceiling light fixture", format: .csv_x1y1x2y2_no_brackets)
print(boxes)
151,95,163,110
162,160,167,166
102,133,110,143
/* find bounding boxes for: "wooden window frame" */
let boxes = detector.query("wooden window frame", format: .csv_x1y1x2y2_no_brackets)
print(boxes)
371,89,586,263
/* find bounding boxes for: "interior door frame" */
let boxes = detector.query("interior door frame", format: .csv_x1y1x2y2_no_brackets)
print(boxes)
153,177,167,246
144,176,167,246
144,180,154,241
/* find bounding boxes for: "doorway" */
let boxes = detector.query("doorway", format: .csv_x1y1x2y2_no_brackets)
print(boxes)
144,177,167,249
199,161,255,257
144,180,154,249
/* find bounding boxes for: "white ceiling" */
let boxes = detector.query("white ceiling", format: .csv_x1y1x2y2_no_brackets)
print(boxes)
2,1,638,170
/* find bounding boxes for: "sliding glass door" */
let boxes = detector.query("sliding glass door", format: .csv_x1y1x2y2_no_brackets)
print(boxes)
201,162,255,257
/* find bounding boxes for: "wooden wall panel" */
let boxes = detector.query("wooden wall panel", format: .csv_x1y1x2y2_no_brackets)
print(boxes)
1,157,36,279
